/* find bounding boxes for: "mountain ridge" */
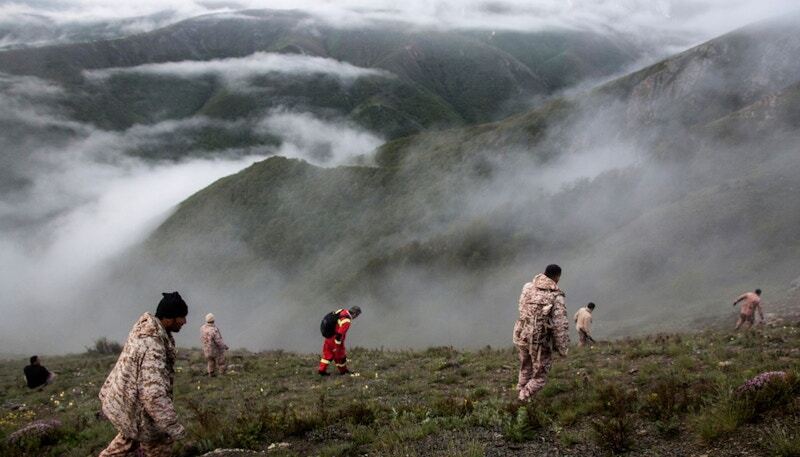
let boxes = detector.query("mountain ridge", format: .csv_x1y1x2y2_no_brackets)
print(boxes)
0,9,640,139
119,13,800,348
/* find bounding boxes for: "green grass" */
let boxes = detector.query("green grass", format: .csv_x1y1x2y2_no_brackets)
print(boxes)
1,324,799,456
763,422,800,457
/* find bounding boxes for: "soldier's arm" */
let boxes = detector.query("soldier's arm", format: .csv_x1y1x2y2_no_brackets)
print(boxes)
552,295,570,356
140,343,185,440
335,318,351,344
214,329,228,350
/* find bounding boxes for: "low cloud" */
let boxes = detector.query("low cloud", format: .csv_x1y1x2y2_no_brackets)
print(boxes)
0,70,394,353
0,73,277,351
85,52,393,87
257,110,383,166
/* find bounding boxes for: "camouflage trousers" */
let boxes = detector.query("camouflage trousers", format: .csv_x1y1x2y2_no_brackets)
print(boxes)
516,344,553,401
578,330,589,347
206,353,226,376
99,433,172,457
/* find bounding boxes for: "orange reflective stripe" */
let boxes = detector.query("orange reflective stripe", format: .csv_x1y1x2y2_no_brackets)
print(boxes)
320,358,331,364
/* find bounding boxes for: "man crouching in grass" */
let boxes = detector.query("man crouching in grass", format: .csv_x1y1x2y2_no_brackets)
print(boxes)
98,292,188,457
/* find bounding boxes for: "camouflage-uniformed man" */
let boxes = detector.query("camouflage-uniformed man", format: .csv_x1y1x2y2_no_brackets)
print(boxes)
99,292,189,457
574,302,595,347
200,313,228,376
512,264,569,402
733,288,764,330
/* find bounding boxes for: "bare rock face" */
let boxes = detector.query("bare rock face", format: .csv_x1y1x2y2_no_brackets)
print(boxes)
7,418,62,446
601,14,800,129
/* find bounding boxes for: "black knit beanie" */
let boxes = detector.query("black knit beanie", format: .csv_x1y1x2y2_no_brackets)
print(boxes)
156,292,188,318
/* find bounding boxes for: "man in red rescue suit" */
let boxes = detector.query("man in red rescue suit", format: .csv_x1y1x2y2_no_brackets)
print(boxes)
319,306,362,376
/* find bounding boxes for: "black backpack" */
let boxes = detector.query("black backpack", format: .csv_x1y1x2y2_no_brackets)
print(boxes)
320,310,340,338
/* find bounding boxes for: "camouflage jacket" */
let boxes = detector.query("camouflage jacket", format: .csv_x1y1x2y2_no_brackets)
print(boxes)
99,312,185,441
200,323,228,358
513,274,570,356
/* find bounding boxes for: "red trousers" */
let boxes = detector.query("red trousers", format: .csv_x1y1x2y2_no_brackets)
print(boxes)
319,338,348,373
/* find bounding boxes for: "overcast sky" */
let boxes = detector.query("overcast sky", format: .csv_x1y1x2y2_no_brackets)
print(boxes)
1,0,798,50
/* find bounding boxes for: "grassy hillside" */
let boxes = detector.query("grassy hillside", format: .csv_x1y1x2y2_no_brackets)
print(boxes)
1,319,798,456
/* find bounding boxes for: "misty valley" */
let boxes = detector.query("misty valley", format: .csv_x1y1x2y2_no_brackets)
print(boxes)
1,2,799,456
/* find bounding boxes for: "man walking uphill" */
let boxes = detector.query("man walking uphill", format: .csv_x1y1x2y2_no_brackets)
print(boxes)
99,292,188,457
513,264,569,402
319,306,361,376
733,288,764,330
574,302,596,347
201,313,229,377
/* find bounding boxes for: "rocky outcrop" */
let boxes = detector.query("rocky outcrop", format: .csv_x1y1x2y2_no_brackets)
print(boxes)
7,418,62,446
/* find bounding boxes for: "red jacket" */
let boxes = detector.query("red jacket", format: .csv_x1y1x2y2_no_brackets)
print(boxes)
331,309,353,346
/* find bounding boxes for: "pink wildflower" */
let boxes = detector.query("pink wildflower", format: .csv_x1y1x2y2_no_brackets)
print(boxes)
737,371,787,393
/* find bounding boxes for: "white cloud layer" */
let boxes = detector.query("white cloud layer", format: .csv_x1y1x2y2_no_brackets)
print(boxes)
85,52,391,85
257,111,383,166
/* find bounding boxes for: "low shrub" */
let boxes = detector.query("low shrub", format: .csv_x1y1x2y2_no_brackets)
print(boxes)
85,337,122,355
337,401,377,425
502,405,543,442
431,397,473,418
692,373,798,443
591,383,636,453
642,375,688,421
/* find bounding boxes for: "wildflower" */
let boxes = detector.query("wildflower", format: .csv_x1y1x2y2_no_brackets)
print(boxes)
737,371,788,393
